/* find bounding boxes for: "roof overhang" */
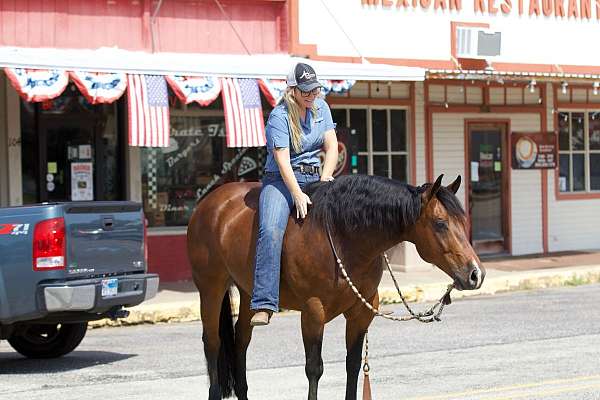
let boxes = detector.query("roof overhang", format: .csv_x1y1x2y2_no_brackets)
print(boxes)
427,68,600,83
0,46,425,82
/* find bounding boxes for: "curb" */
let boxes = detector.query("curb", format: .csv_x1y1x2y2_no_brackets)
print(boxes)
90,266,600,328
379,265,600,304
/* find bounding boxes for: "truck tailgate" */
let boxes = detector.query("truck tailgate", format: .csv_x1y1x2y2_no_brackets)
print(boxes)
64,202,145,276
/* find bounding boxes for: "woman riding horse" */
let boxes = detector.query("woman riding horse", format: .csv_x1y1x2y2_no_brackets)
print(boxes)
250,62,338,326
187,173,485,400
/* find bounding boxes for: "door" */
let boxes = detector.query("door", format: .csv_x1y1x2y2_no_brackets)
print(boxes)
40,118,97,202
468,124,508,255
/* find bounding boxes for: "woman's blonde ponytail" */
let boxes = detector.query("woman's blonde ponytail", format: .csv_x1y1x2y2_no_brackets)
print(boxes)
280,88,319,153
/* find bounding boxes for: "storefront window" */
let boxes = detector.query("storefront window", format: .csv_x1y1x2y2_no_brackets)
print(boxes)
558,111,600,192
141,110,265,228
331,107,409,181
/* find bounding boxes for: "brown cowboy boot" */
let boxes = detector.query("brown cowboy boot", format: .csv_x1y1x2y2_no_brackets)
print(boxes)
250,310,272,326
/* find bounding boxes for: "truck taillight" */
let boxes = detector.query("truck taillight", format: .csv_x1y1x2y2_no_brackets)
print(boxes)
33,217,66,271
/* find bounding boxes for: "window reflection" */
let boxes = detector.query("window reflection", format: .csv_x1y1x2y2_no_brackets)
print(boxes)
141,116,264,227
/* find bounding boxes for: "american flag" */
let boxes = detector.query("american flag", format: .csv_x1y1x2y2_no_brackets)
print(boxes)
127,74,170,147
221,78,266,148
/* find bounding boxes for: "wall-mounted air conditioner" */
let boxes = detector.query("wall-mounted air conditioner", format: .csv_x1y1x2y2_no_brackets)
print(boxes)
456,27,502,59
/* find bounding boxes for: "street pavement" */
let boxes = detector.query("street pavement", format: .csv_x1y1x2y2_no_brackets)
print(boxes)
91,250,600,327
2,284,600,399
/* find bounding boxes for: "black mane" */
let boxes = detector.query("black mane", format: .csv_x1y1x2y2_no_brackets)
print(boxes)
305,174,465,238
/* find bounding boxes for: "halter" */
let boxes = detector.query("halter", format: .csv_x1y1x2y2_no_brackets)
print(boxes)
325,223,454,323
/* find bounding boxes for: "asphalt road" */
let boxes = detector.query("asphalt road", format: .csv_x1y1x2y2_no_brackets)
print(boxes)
1,284,600,400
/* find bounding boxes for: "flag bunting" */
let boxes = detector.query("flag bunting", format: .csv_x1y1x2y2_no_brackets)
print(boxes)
320,79,356,96
259,79,356,107
166,75,221,106
69,71,127,104
258,79,287,107
4,68,69,102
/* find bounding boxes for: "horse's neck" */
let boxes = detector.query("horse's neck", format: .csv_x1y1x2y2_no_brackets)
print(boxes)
337,229,409,268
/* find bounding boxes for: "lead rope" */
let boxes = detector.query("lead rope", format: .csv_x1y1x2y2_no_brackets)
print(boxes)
326,224,454,400
362,332,372,400
326,224,454,323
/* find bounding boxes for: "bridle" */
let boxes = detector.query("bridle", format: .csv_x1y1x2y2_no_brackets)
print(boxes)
326,224,454,323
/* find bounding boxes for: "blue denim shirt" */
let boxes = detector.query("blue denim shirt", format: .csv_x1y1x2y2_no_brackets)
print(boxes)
264,97,335,173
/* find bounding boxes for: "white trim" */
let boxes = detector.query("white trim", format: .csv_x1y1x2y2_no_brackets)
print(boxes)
0,46,425,82
6,78,21,206
126,146,142,203
0,72,7,207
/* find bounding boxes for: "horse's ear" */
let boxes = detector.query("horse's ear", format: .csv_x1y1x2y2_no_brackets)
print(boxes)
447,175,461,194
422,174,444,204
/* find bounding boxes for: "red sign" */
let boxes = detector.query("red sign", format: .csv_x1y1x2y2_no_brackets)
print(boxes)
511,132,557,169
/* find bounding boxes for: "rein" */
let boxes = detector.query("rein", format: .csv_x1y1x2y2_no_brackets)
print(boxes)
326,224,454,323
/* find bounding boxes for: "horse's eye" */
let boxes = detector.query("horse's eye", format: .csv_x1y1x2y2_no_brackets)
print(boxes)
434,220,448,231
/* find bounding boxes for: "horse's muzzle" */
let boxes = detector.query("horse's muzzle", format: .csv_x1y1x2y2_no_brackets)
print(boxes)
455,260,485,290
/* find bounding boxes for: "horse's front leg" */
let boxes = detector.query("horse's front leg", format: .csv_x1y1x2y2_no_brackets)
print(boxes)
301,298,326,400
343,294,377,400
233,289,253,400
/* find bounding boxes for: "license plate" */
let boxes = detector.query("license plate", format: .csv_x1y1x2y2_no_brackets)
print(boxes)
102,278,118,297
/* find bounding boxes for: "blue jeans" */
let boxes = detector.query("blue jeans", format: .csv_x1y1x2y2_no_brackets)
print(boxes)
250,171,320,312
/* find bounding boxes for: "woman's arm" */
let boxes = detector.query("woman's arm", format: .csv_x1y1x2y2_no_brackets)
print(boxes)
273,147,312,219
320,129,338,181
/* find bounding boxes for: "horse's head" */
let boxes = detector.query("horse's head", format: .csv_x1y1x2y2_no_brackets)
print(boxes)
410,175,485,291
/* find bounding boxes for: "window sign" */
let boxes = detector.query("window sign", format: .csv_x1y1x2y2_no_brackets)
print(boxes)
71,162,94,201
68,146,78,160
78,144,92,160
511,132,557,169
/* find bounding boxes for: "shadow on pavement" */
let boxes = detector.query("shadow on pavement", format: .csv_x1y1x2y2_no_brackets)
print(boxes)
158,281,197,293
0,351,136,374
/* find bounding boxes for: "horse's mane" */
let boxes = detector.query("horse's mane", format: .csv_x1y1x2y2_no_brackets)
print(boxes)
305,174,465,239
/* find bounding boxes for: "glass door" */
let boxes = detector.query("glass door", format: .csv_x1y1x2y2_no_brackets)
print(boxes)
42,119,96,202
468,125,508,254
21,87,124,204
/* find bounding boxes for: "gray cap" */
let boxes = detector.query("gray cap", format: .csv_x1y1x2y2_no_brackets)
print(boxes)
286,63,322,92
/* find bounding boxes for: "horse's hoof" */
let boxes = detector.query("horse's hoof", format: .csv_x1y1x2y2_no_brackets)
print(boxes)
250,310,272,326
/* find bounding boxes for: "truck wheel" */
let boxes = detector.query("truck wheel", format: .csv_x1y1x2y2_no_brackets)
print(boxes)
8,322,88,359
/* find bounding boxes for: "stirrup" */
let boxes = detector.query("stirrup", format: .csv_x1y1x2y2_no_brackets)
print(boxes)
250,310,272,326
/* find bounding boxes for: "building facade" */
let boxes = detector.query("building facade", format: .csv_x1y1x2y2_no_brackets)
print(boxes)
299,0,600,258
1,0,598,282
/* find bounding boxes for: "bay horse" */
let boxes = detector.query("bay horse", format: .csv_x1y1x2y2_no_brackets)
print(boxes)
187,174,485,400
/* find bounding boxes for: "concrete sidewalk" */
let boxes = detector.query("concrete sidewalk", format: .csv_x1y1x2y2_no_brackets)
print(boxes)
90,251,600,328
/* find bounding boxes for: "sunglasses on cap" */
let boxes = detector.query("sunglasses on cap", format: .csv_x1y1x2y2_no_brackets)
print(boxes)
297,87,321,97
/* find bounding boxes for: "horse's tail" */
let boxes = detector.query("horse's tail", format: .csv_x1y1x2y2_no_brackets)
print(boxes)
217,290,236,398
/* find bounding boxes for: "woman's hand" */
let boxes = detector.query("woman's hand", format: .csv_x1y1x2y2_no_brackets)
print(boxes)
320,176,335,182
292,190,312,219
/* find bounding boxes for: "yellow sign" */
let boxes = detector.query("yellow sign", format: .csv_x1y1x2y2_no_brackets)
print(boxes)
47,162,57,174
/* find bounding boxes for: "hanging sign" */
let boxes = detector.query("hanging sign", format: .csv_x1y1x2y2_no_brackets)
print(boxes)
71,162,94,201
4,68,69,102
511,132,557,169
69,71,127,104
166,75,221,106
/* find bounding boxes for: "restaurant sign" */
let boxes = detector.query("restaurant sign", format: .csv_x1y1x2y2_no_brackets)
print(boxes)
511,132,557,169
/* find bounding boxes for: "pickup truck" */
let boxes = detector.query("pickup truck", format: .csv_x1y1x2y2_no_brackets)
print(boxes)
0,201,159,358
